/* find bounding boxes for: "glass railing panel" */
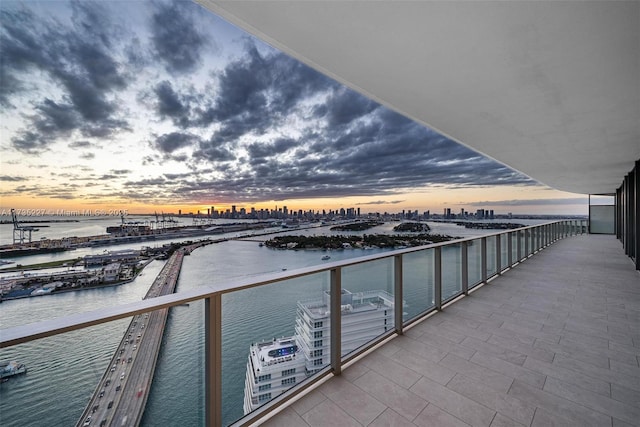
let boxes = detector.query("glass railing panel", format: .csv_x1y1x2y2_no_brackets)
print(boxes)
537,226,544,248
142,304,204,426
486,236,497,278
511,232,519,264
441,243,462,301
0,320,135,427
402,249,435,321
224,272,329,425
530,227,539,252
340,258,395,357
467,239,482,287
0,259,170,427
500,233,509,271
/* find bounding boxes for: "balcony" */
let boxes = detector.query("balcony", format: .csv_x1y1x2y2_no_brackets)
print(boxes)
264,232,640,426
2,221,638,426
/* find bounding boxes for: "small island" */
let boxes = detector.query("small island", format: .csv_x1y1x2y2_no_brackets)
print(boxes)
264,233,456,250
330,221,384,231
393,222,431,232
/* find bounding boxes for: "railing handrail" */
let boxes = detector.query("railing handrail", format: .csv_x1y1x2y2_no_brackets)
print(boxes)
0,220,577,348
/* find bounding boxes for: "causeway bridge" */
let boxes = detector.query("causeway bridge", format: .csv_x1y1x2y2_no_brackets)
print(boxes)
75,243,203,427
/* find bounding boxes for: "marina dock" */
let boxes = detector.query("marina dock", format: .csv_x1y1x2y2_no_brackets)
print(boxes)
75,243,204,427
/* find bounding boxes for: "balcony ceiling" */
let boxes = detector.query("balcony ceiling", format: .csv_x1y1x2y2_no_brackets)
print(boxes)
198,1,639,195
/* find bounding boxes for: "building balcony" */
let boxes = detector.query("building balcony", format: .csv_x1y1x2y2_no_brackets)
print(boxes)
2,221,638,426
263,233,640,427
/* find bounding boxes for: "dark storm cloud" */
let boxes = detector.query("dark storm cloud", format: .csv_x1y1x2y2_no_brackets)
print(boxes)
154,81,189,118
247,138,297,161
0,175,27,182
154,132,201,154
192,140,236,163
320,88,379,127
150,2,206,74
11,131,43,153
33,99,80,134
136,34,534,204
152,80,198,128
187,104,534,202
1,1,535,207
1,2,130,152
123,177,168,188
191,42,335,131
164,173,192,180
98,174,121,180
69,141,94,149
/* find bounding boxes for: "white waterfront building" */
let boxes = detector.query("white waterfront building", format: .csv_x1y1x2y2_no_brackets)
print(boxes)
244,289,395,414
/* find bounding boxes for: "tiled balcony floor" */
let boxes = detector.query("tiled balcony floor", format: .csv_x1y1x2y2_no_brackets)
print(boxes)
262,234,640,427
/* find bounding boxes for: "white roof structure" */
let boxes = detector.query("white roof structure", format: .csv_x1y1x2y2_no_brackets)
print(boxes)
198,1,639,195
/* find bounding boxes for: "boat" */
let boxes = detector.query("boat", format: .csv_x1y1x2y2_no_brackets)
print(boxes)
321,255,331,260
30,287,54,296
243,289,394,414
0,361,27,379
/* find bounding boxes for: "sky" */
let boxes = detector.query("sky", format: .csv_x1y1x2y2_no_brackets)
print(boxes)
0,1,591,217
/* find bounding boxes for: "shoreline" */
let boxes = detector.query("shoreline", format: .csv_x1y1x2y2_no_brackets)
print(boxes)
0,257,157,302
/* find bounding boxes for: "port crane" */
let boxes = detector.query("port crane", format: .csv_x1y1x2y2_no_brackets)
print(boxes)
11,208,39,244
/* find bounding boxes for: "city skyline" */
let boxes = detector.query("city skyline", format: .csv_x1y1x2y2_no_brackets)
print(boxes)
1,1,593,216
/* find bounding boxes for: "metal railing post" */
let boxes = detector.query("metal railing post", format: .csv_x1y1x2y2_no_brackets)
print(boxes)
330,267,342,376
508,231,513,267
434,247,442,310
496,234,502,274
516,230,522,262
205,294,222,427
461,242,468,295
394,255,403,335
524,229,529,258
481,237,487,284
